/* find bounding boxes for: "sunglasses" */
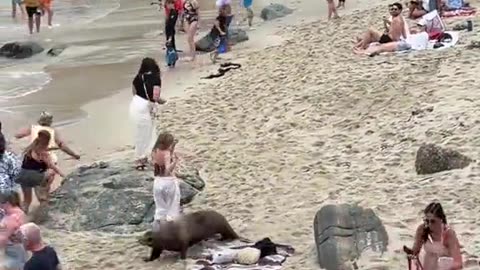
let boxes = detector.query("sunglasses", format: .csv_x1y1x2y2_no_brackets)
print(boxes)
390,7,399,11
424,218,436,224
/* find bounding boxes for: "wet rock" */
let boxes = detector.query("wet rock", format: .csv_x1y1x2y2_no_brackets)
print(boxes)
260,4,293,21
313,204,388,270
46,158,205,233
0,41,44,59
195,29,249,52
415,144,472,174
46,44,68,57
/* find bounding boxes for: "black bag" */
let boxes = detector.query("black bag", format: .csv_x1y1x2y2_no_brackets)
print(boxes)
15,169,46,187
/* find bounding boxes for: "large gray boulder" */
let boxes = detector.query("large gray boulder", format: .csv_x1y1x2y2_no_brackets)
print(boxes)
195,29,249,52
46,159,205,233
313,204,388,270
0,41,44,59
415,144,472,175
260,3,293,21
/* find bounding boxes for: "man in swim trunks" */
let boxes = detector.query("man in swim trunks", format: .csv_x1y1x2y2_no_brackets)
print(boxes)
40,0,53,28
354,3,407,50
23,0,42,34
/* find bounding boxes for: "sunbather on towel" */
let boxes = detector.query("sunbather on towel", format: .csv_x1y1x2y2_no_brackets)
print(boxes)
409,0,428,19
354,3,407,50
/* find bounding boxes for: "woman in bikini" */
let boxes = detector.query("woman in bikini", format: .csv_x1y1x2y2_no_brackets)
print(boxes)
151,132,181,231
183,0,199,62
406,202,462,270
0,191,27,270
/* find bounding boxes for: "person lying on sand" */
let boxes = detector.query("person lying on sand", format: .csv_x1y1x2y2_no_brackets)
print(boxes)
404,202,462,270
354,3,407,50
409,0,427,19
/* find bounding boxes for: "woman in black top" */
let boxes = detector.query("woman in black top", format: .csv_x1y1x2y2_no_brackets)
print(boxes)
129,58,165,170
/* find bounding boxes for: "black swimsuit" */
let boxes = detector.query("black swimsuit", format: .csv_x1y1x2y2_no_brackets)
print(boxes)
22,154,47,172
184,2,198,24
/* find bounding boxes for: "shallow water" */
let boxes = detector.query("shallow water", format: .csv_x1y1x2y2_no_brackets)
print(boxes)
0,0,121,99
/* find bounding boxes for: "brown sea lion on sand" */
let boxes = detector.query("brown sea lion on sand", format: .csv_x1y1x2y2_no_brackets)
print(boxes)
140,210,249,261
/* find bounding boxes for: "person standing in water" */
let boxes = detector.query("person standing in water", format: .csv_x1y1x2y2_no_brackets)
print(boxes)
40,0,53,28
24,0,42,34
11,0,26,20
183,0,199,62
151,132,181,231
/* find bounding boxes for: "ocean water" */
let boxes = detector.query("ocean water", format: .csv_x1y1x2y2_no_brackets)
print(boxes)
0,0,121,99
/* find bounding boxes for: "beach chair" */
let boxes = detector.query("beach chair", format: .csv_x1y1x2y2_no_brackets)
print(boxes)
418,10,447,33
404,246,424,270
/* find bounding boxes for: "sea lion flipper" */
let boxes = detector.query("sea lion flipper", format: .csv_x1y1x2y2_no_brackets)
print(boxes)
144,247,163,262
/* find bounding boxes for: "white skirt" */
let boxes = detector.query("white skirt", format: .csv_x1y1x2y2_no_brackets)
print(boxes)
153,176,181,222
129,95,155,160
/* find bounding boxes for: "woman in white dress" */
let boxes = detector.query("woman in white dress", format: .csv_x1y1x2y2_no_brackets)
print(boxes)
129,58,165,170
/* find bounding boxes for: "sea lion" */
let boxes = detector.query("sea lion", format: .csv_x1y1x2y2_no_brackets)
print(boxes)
140,210,248,261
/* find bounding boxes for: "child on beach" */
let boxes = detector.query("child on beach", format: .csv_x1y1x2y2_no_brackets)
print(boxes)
210,6,228,63
151,132,181,227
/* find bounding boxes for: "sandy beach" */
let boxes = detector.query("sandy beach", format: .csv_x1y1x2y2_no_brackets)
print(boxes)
2,0,480,268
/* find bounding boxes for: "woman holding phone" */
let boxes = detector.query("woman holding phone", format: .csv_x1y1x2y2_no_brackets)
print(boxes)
150,132,181,231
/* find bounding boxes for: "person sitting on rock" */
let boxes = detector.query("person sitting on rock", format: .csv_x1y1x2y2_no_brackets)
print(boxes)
21,222,62,270
406,202,462,270
151,132,181,231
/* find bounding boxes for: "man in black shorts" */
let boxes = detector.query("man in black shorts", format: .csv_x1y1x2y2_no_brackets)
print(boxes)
354,2,407,50
24,0,42,34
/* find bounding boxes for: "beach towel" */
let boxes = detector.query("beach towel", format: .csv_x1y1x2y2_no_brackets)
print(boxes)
418,10,446,33
407,32,429,50
442,8,476,17
190,239,294,270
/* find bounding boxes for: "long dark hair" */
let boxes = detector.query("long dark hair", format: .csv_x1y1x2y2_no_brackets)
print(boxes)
138,57,160,75
0,132,5,158
422,202,447,242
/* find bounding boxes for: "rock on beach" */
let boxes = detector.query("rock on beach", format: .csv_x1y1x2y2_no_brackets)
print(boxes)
313,204,388,270
46,159,205,233
260,4,293,21
415,144,472,175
